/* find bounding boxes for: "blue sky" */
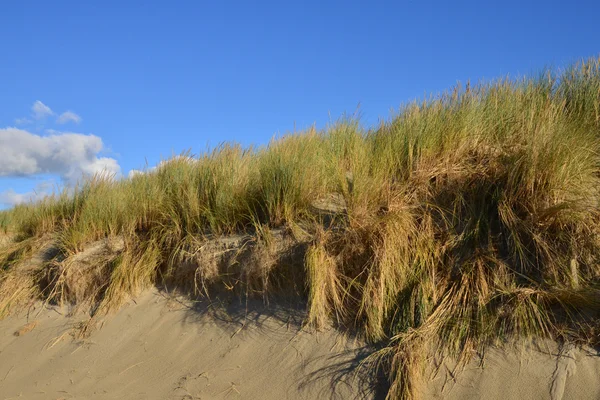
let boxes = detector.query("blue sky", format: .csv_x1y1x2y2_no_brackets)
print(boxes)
1,1,599,207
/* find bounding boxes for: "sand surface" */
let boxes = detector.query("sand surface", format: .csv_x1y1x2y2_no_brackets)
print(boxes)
0,290,373,400
1,289,600,400
419,343,600,400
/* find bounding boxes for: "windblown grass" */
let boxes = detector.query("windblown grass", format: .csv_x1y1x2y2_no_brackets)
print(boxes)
2,56,600,399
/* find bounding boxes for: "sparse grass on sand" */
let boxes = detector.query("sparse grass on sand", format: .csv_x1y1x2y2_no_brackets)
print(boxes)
2,57,600,399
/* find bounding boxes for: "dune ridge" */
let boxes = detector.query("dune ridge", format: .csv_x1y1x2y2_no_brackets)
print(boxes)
2,57,600,399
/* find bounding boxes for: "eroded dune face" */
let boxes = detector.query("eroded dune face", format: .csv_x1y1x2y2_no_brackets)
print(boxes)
0,290,373,400
2,235,600,400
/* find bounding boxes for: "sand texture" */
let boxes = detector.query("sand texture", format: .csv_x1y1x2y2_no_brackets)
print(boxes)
1,289,600,399
419,343,600,400
0,291,373,400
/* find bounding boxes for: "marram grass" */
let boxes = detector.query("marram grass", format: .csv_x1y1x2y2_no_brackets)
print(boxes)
2,57,600,399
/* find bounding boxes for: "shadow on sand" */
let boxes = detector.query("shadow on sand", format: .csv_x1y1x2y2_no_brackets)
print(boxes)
156,286,390,400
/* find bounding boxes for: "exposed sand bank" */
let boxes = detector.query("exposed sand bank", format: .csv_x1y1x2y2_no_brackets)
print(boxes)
418,343,600,400
2,289,600,399
0,290,374,400
2,289,600,400
2,231,600,399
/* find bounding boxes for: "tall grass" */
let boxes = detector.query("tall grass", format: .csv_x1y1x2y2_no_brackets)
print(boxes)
2,57,600,399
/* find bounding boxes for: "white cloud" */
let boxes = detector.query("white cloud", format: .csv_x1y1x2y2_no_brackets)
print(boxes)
0,127,121,186
0,189,39,206
57,111,82,124
15,100,65,127
127,156,196,178
0,181,55,207
128,169,147,178
32,100,54,119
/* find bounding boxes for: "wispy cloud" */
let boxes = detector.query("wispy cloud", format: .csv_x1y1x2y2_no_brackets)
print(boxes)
0,181,55,207
57,111,82,124
15,101,83,128
14,117,32,125
32,100,54,119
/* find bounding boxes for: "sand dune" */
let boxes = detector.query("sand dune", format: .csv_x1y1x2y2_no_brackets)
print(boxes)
2,290,600,399
2,233,600,399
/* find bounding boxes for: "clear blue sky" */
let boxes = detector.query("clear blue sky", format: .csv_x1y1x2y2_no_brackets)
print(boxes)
1,1,599,207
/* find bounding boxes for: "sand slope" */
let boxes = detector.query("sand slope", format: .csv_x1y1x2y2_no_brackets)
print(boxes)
419,344,600,400
2,289,600,400
0,291,371,400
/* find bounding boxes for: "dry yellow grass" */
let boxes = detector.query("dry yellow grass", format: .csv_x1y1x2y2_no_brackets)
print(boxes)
2,56,600,399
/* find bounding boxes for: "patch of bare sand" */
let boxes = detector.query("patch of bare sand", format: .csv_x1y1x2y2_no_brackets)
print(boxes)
2,289,600,400
0,290,376,400
419,342,600,400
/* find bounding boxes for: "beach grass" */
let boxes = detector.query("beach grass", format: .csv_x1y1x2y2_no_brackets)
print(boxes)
2,56,600,399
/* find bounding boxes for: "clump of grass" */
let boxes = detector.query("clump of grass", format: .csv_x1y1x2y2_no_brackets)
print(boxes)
0,212,10,234
2,56,600,399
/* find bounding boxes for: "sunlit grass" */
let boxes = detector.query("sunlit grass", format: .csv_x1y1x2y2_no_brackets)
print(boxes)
2,56,600,399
